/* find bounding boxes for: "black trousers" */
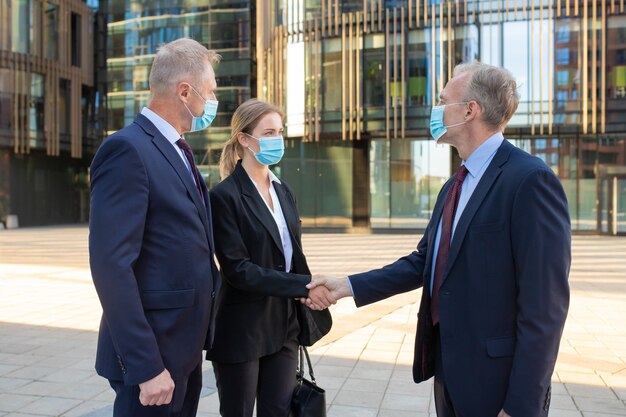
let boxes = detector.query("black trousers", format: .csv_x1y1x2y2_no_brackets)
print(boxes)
108,362,203,417
212,337,299,417
433,326,463,417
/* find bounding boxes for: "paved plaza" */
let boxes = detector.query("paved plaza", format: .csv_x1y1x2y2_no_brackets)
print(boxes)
0,226,625,417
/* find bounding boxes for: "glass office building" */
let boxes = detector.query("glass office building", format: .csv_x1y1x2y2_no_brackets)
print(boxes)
106,0,254,183
0,0,103,226
106,0,626,234
251,0,626,234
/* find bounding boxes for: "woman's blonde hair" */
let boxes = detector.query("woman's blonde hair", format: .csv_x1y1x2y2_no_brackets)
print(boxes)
219,99,284,179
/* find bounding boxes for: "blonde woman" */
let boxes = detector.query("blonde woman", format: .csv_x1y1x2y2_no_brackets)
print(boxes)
206,99,333,417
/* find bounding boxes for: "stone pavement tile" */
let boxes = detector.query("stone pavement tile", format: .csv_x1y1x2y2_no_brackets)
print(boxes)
548,410,582,417
582,412,626,417
0,365,21,377
327,404,378,417
0,377,30,391
196,393,220,414
377,410,431,417
5,366,57,380
574,397,626,415
315,375,346,390
387,378,433,397
32,356,79,370
89,388,115,403
324,388,338,404
380,392,431,412
349,366,393,381
0,354,45,367
60,401,110,417
0,394,40,413
67,358,95,371
52,382,109,400
3,414,43,417
316,355,358,368
551,393,579,410
333,389,384,408
341,377,387,393
315,365,353,379
40,369,93,383
20,396,82,416
359,349,398,363
10,381,63,396
353,358,395,370
566,382,619,399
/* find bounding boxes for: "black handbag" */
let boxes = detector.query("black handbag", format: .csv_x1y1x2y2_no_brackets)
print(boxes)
290,346,326,417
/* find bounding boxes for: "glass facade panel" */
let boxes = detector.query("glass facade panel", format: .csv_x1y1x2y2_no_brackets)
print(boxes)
45,2,59,61
71,13,82,67
282,141,353,228
11,0,30,53
607,17,626,133
106,1,253,169
29,74,44,148
370,138,450,228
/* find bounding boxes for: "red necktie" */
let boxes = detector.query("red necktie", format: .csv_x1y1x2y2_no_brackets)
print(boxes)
430,165,469,325
176,138,205,203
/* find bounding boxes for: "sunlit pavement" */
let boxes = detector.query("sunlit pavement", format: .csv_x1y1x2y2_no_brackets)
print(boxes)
0,226,625,417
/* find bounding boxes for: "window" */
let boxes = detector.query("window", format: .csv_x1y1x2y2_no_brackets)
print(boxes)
71,13,82,67
45,3,59,61
11,0,30,53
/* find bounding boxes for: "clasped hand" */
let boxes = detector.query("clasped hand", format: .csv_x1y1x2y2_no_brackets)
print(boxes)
300,274,352,310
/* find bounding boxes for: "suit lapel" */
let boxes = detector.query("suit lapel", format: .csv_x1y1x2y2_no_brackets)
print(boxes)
234,164,285,255
134,115,211,240
443,140,513,280
273,182,303,253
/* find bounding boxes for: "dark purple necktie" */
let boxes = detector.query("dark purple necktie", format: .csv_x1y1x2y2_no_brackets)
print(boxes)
430,165,469,325
176,138,205,203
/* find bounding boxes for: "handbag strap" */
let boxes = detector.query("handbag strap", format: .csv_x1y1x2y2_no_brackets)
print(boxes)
297,345,317,384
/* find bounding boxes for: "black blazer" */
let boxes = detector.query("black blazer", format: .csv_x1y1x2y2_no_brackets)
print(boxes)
89,114,221,385
207,161,329,363
350,140,571,417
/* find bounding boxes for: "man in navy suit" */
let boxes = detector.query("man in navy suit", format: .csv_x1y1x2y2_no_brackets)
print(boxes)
306,63,570,417
89,38,222,417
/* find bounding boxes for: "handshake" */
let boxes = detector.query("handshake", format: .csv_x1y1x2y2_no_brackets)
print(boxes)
299,274,354,310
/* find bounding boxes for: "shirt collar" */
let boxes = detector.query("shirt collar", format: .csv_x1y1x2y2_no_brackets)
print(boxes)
462,132,504,177
141,107,181,145
268,170,282,184
247,169,282,190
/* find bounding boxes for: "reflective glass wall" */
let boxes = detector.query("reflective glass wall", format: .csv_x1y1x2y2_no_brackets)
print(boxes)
106,0,254,188
254,0,626,233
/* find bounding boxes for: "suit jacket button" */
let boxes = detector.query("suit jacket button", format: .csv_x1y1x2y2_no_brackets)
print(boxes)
277,264,284,270
211,291,215,299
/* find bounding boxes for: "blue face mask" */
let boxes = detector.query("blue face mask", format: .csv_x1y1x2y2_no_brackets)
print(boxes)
246,134,285,166
430,103,468,142
183,86,218,132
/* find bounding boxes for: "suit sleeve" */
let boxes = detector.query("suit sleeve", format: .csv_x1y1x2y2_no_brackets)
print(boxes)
89,137,164,386
349,222,430,307
209,188,310,298
504,168,571,416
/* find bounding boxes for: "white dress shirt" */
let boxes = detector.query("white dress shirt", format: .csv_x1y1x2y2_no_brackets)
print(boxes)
141,107,196,183
249,170,294,272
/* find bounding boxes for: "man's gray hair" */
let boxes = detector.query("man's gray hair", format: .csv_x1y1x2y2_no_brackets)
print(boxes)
149,38,221,96
453,62,520,130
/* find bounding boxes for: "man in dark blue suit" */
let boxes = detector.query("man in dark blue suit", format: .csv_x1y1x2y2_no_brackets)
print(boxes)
306,63,571,417
89,38,222,417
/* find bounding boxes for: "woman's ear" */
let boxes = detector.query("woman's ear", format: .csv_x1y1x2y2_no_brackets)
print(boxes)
236,132,248,148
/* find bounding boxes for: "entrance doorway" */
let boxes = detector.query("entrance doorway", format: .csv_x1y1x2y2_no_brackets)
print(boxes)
598,167,626,235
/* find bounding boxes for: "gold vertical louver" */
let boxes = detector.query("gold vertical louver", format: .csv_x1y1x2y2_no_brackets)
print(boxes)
582,0,588,134
592,0,598,134
602,0,607,133
401,7,406,140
